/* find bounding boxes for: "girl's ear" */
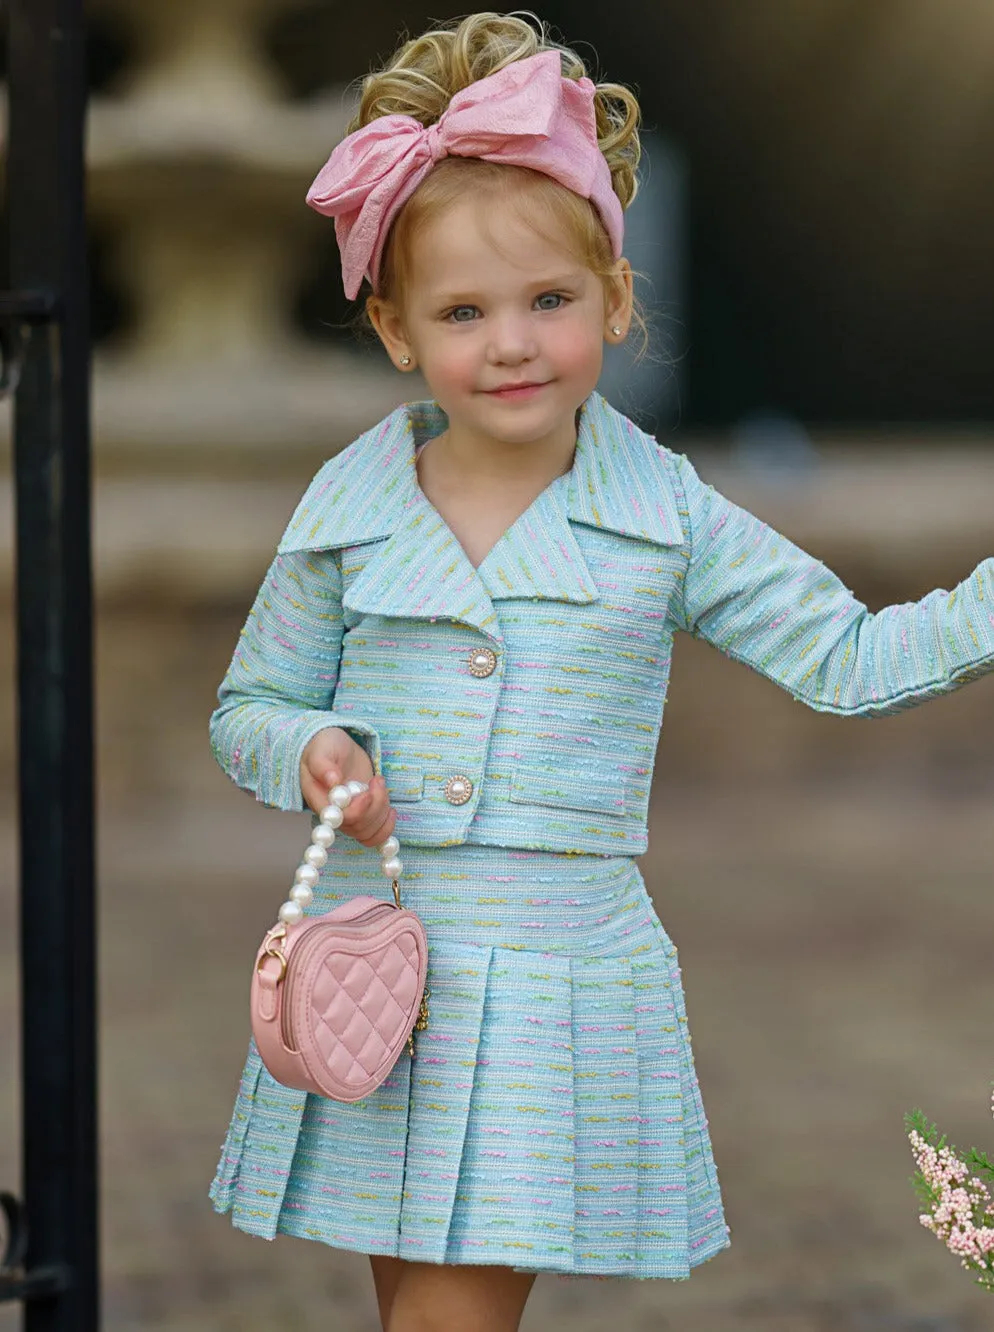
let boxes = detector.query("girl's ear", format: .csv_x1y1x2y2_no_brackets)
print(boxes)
367,295,417,372
604,258,634,343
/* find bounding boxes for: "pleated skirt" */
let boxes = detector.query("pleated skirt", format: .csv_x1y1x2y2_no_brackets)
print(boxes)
209,842,730,1278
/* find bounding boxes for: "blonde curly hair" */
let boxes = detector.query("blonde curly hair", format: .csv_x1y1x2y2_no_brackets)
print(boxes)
348,11,641,209
348,11,644,330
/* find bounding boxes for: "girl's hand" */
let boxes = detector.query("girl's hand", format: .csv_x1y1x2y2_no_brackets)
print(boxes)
299,727,396,849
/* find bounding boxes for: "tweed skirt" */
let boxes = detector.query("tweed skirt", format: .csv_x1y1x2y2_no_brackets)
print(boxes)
209,842,730,1278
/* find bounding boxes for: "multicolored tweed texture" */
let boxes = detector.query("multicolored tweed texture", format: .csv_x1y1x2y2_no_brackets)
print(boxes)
212,846,728,1276
209,392,994,1277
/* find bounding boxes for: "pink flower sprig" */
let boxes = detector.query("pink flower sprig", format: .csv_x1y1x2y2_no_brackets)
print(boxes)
906,1096,994,1293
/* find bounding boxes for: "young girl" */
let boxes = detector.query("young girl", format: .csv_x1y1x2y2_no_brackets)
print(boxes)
208,12,994,1330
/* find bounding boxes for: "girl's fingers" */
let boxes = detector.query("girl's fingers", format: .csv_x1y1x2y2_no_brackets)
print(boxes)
363,807,397,850
341,788,373,820
300,770,326,817
344,788,396,848
300,762,394,845
343,787,380,830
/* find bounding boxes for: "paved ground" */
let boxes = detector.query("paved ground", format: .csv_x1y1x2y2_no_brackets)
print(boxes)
2,606,994,1331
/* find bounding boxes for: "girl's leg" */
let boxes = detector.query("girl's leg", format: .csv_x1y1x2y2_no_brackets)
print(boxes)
369,1256,405,1330
371,1257,536,1332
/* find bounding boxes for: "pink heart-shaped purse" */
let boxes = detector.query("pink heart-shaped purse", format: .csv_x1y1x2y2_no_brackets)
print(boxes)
250,781,428,1103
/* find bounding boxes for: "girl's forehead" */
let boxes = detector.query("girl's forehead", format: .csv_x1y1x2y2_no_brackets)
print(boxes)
408,194,587,291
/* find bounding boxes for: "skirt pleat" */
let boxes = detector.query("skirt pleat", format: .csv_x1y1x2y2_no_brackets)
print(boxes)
210,845,730,1277
397,944,495,1259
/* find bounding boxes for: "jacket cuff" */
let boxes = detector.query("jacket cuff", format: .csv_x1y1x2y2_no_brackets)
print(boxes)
247,713,383,811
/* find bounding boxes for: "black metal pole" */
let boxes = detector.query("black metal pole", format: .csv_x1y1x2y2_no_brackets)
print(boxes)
5,0,98,1327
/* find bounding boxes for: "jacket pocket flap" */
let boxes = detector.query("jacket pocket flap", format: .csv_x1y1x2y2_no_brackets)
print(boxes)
509,766,627,817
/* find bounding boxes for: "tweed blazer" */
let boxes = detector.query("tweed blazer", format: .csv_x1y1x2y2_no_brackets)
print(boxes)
210,392,994,855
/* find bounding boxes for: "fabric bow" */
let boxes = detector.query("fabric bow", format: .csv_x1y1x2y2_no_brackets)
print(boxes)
306,49,625,300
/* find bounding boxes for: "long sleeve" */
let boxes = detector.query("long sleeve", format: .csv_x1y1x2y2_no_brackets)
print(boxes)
670,451,994,716
209,550,381,809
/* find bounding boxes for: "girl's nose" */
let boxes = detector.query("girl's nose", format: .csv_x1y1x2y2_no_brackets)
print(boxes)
486,317,538,366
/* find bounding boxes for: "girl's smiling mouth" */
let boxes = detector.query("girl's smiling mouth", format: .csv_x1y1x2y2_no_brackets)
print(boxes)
484,381,550,399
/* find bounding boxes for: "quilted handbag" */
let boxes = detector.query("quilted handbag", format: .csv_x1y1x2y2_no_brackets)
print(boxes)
250,780,429,1103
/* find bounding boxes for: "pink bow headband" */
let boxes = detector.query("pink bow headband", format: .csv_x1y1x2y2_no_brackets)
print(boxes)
306,49,625,300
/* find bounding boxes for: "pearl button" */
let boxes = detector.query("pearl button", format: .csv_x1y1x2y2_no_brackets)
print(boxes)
468,647,498,678
444,774,473,805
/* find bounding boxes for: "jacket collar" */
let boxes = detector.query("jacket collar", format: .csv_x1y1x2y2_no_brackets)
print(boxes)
281,393,684,550
565,392,685,545
278,393,684,638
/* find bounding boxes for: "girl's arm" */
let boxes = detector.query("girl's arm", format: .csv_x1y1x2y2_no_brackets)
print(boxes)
209,549,379,809
671,451,994,716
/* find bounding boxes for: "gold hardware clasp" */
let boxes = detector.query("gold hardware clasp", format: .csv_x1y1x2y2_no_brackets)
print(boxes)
407,987,430,1058
258,923,288,983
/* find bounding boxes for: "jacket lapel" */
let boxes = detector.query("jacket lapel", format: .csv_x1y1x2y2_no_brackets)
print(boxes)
476,477,598,604
475,394,685,601
277,394,684,636
342,487,502,639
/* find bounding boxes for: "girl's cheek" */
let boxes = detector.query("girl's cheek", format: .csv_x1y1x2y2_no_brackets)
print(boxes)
434,343,480,390
549,320,602,375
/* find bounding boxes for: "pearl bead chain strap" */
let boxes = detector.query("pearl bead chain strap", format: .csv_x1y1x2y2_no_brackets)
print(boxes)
277,780,402,926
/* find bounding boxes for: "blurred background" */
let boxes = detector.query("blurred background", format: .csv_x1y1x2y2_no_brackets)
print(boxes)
1,2,994,1328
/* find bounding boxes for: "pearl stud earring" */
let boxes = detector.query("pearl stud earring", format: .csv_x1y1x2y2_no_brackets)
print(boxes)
399,355,412,367
611,326,623,337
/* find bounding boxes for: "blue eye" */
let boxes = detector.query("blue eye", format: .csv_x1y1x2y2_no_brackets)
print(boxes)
535,292,565,311
447,305,479,323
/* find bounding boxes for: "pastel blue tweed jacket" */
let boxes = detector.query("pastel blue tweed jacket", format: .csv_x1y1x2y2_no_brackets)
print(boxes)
211,392,994,851
210,392,993,1268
